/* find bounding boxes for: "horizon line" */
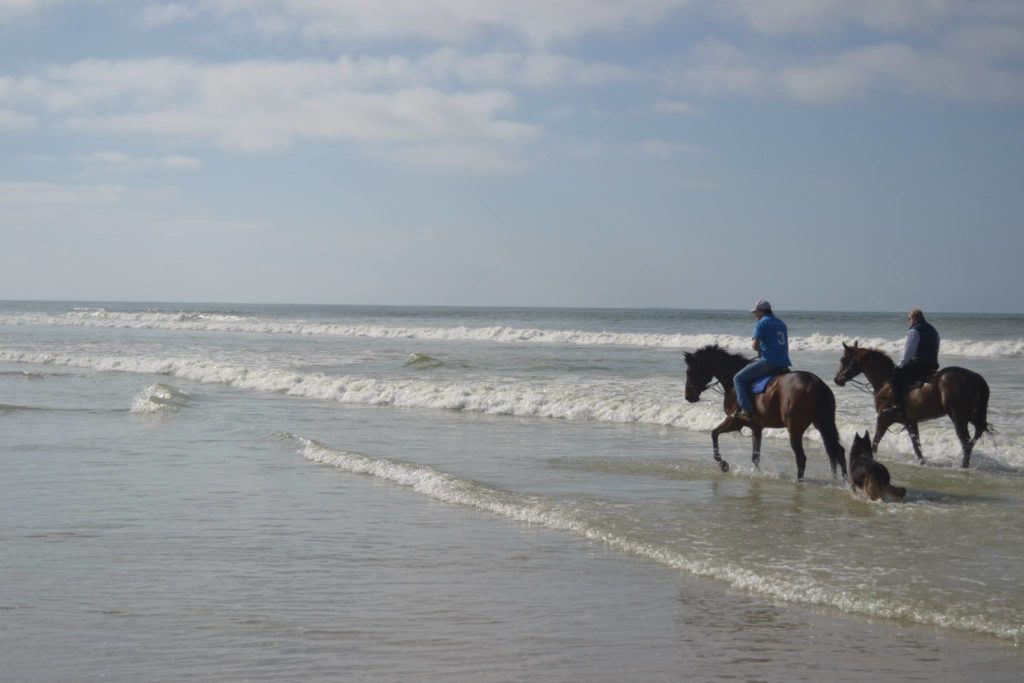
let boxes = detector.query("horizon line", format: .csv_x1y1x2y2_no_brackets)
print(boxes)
1,299,1020,317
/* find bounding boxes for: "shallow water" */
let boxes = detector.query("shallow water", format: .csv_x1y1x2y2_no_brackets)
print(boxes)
1,302,1021,681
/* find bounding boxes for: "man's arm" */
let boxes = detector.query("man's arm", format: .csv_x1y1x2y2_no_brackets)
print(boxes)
898,329,920,368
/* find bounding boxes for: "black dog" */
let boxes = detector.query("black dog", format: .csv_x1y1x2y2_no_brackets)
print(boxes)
850,431,906,502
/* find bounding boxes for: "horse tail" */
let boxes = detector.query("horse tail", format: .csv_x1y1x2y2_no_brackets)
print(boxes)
970,373,992,438
813,381,846,474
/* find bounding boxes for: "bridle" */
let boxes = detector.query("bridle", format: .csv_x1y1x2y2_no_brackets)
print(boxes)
687,374,724,398
838,359,875,396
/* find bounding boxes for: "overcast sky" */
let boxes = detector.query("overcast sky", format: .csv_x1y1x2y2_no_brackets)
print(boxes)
2,0,1023,312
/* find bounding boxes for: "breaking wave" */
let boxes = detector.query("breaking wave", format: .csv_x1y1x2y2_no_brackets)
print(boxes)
1,311,1021,357
130,383,192,415
402,353,444,369
293,435,1022,643
4,346,1021,470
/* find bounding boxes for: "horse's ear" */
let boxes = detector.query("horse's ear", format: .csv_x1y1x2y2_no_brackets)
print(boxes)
842,341,849,350
853,340,859,348
683,351,692,362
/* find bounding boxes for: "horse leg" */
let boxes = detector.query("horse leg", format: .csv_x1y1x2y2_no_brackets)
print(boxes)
872,411,897,454
751,427,763,470
951,414,974,468
906,422,925,463
789,429,808,481
711,417,743,473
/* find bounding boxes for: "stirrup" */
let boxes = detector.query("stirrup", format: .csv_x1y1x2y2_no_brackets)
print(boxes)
881,405,903,419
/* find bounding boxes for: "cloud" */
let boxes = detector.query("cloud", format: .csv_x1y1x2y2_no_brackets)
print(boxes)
778,43,1024,103
377,142,530,173
155,0,692,45
138,2,201,27
651,99,698,115
942,24,1024,61
0,108,35,129
1,56,543,168
74,150,203,171
666,39,770,98
717,0,1024,36
0,181,141,211
421,49,633,88
0,181,174,234
667,38,1024,104
0,0,66,19
63,85,538,153
568,139,699,160
0,181,259,234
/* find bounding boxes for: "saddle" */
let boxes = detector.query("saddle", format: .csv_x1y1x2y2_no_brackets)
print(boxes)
904,369,942,391
752,369,789,395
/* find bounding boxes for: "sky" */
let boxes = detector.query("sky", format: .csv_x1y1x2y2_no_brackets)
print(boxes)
1,0,1023,312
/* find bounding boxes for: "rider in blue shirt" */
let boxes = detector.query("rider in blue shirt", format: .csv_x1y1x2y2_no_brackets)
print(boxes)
733,300,791,422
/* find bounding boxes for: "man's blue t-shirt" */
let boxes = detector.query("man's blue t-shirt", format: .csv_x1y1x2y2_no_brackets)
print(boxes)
753,314,791,367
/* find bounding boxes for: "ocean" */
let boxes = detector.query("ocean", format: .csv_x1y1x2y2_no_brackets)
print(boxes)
1,301,1022,682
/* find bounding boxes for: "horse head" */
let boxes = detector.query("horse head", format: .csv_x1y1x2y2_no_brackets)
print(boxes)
684,345,745,402
682,350,711,403
835,340,863,386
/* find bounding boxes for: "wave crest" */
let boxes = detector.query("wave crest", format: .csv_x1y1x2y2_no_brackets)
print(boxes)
1,311,1021,357
131,383,192,415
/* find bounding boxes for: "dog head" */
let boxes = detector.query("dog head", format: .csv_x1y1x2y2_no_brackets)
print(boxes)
850,431,874,460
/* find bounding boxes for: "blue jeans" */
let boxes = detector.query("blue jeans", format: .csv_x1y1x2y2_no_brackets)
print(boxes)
734,360,785,413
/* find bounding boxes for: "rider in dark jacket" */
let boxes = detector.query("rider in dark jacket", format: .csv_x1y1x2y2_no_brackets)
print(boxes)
887,308,939,414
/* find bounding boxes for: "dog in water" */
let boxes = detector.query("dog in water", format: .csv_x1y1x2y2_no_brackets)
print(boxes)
849,431,906,502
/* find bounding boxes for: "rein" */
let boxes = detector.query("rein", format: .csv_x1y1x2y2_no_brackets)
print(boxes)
845,377,876,396
693,379,724,396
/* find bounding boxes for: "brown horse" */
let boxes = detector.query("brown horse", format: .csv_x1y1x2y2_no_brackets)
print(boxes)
683,345,847,481
833,341,990,467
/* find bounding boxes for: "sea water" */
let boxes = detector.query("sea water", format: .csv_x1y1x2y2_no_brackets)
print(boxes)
1,302,1021,681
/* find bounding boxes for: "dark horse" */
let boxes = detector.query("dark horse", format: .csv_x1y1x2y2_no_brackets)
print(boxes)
683,345,847,481
834,341,990,467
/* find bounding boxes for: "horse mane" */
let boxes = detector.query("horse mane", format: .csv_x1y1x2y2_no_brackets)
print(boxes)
856,346,896,371
685,343,750,366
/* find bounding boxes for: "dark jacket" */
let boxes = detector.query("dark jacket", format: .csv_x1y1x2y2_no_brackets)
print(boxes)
910,320,939,368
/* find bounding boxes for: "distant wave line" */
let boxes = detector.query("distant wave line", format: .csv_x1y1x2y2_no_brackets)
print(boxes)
1,311,1021,357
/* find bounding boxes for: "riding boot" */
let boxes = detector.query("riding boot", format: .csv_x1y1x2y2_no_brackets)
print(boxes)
881,396,904,419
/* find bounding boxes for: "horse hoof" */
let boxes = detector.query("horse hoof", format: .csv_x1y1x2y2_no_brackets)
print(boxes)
719,461,730,473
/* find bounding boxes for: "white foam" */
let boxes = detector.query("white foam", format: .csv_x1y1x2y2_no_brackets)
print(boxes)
5,346,1021,469
1,311,1021,357
295,435,1022,643
130,383,192,415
